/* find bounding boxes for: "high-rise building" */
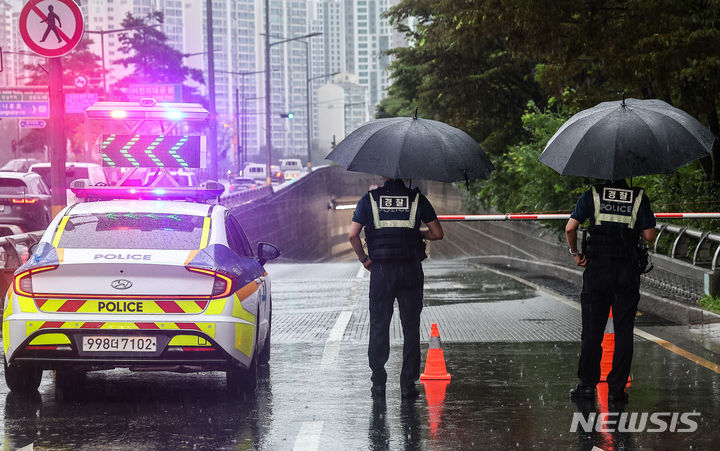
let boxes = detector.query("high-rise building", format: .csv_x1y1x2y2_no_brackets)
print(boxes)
0,0,14,86
317,72,368,153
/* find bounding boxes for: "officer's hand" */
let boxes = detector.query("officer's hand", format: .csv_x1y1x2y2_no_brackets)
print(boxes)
574,254,587,267
363,257,372,271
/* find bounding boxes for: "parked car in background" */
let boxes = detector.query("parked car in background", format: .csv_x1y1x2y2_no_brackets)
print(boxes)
0,158,42,172
29,162,107,204
270,165,283,183
243,164,267,182
0,171,51,234
228,177,258,193
279,158,303,180
171,170,200,187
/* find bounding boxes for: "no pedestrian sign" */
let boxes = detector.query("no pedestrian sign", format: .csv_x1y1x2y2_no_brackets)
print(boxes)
19,0,84,58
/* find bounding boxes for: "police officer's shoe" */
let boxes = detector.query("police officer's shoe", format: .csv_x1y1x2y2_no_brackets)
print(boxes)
569,383,596,399
371,385,386,397
608,390,628,405
401,384,420,399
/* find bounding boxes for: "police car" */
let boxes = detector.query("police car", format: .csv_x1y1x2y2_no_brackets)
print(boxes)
2,186,279,395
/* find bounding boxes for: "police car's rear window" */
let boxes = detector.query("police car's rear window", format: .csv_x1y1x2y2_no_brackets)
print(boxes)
57,213,206,250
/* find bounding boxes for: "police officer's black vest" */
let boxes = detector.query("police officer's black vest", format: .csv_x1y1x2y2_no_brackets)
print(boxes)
364,183,425,261
587,184,644,259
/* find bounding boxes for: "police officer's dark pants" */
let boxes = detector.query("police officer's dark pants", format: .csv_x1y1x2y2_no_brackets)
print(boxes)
578,257,640,394
368,260,424,389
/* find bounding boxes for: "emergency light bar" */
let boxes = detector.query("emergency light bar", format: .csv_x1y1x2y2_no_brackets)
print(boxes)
85,101,209,121
70,179,225,202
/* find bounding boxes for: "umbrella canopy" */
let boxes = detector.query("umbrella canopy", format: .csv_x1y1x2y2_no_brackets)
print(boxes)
538,98,717,180
326,115,494,182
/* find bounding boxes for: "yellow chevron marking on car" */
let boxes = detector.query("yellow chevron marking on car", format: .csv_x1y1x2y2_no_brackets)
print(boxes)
35,299,208,314
52,216,69,247
2,306,10,353
234,280,260,304
234,323,255,357
199,216,211,248
18,294,37,313
232,293,256,323
205,298,227,315
57,247,64,263
5,291,14,316
26,321,43,337
184,249,200,265
100,322,140,329
30,333,71,345
168,335,212,346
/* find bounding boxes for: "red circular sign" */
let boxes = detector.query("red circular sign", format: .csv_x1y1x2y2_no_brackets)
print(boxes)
19,0,84,58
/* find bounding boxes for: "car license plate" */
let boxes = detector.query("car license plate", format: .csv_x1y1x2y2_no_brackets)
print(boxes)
82,336,156,352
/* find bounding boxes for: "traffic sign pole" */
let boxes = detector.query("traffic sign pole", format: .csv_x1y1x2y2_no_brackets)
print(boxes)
48,57,66,215
19,0,85,214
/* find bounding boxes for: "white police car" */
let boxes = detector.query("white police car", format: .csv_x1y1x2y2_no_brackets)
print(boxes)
2,194,279,395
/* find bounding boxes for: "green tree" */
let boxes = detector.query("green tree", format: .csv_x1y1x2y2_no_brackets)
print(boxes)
383,0,545,155
114,11,204,98
384,0,720,230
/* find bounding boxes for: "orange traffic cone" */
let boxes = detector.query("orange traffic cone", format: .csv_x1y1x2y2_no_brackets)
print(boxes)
599,308,631,387
420,323,451,381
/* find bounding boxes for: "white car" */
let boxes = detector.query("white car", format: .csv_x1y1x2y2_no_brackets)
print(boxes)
2,198,279,395
279,159,303,180
29,162,108,204
243,164,267,182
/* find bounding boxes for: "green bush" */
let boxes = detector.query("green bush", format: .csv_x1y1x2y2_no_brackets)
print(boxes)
698,295,720,315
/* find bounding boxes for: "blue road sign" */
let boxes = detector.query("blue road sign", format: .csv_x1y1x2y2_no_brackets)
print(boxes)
19,119,47,128
65,92,98,114
0,101,49,118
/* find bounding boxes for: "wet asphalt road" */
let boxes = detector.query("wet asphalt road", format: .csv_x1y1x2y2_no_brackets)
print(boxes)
2,259,720,450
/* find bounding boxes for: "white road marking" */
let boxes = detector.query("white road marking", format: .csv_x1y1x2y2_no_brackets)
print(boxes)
293,421,323,451
321,310,353,367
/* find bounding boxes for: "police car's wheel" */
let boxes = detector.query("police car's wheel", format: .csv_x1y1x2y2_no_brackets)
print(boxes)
258,306,271,365
3,357,42,393
226,327,259,395
226,357,258,395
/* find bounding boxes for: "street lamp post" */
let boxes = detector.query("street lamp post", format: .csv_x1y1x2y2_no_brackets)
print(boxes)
84,25,160,97
217,69,266,174
263,28,322,184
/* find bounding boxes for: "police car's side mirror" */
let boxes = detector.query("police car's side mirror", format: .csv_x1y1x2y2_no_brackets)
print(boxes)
257,242,280,265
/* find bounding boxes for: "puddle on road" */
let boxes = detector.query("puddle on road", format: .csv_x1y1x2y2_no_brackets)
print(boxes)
423,262,536,306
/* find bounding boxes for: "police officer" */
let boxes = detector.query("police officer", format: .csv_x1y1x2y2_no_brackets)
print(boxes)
566,179,656,404
349,178,444,398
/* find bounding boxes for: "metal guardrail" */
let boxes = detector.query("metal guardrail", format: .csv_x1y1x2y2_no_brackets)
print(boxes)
220,185,274,209
655,223,720,270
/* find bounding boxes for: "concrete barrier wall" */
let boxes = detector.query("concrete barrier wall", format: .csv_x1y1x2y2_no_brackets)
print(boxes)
228,166,385,261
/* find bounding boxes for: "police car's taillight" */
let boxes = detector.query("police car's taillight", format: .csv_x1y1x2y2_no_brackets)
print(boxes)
186,267,233,299
14,265,58,297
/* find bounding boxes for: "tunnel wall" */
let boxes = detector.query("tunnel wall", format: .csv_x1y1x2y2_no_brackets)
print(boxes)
228,166,385,261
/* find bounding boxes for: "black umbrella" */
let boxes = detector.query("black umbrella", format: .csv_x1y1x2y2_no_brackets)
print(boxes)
538,98,717,180
326,112,494,183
